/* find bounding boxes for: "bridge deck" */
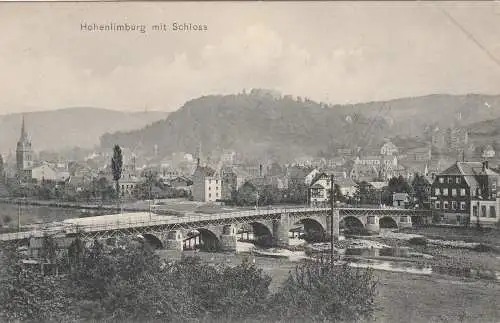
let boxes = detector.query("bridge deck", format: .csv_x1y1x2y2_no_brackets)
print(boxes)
0,207,431,241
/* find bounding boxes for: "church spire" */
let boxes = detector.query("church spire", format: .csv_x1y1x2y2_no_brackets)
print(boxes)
20,115,27,141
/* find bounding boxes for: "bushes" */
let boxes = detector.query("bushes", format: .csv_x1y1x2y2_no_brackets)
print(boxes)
0,241,379,323
472,243,497,253
268,257,378,323
408,237,427,246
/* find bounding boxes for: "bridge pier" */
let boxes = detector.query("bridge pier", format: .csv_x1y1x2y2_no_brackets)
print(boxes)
219,225,237,252
398,215,412,229
365,215,380,234
165,230,184,251
272,214,290,247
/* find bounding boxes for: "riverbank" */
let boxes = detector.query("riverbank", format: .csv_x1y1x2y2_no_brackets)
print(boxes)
0,197,149,212
157,250,500,323
362,228,500,280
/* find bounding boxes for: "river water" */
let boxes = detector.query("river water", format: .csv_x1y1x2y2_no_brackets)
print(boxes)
0,202,87,227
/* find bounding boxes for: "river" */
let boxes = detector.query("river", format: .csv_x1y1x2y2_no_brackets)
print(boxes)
0,202,91,227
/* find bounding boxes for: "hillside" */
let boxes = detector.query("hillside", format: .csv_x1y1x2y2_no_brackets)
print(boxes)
0,108,168,154
464,117,500,152
100,92,500,162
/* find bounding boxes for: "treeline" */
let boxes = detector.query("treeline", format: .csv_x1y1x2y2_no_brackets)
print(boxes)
6,178,117,203
0,238,378,323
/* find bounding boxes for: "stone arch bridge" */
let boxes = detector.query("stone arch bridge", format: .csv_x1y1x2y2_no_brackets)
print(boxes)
0,207,432,252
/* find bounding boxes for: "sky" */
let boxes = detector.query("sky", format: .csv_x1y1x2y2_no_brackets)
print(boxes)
1,1,500,114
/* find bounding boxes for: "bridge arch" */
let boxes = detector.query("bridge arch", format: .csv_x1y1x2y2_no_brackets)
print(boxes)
379,216,398,229
340,216,365,233
197,228,221,251
142,233,163,249
294,218,327,242
250,222,273,247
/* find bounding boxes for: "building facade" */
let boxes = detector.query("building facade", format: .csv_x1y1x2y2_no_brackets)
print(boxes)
192,165,222,202
380,141,398,156
430,161,499,225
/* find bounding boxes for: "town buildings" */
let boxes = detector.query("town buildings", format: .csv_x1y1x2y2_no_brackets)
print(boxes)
430,161,499,226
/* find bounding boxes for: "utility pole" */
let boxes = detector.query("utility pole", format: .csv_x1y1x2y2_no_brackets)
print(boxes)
476,188,481,229
17,200,21,232
330,174,335,262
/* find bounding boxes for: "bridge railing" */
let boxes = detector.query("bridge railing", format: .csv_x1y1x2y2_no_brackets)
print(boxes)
61,207,330,234
0,206,431,240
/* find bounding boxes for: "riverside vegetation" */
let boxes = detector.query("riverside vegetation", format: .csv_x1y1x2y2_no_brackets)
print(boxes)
0,237,378,323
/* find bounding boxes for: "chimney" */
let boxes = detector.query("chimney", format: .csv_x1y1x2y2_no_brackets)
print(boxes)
259,164,263,177
197,158,200,167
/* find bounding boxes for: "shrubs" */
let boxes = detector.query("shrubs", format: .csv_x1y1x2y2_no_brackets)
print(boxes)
269,257,378,323
408,237,427,246
472,243,496,253
0,241,379,323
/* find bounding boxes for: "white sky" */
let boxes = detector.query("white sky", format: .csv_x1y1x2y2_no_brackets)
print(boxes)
1,1,500,113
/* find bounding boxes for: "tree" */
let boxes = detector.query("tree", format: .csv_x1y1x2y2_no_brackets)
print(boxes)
353,181,378,205
333,183,346,203
268,257,378,322
412,173,431,209
111,145,123,199
388,175,413,194
234,182,259,206
259,185,283,206
386,175,414,206
285,182,308,204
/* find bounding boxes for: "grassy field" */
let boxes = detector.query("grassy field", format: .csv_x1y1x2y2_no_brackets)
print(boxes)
374,271,500,323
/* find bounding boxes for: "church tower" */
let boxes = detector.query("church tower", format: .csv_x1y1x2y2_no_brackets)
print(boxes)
16,116,33,182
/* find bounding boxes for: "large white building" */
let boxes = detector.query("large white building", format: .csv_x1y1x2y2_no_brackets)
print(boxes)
192,165,222,202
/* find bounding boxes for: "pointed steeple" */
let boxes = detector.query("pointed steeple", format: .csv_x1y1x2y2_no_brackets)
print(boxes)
20,115,27,141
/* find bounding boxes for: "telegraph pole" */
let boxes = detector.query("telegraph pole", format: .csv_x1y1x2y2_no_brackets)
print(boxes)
330,174,335,262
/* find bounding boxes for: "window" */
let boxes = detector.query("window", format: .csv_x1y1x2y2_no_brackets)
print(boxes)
216,193,219,198
460,202,466,210
448,177,453,184
452,189,457,196
443,188,449,196
209,186,211,191
209,193,211,198
489,206,496,218
367,216,376,224
443,201,449,210
451,201,457,210
435,201,441,209
435,188,440,195
481,205,487,218
456,177,461,184
473,205,478,217
439,177,444,183
460,188,466,196
400,216,407,223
